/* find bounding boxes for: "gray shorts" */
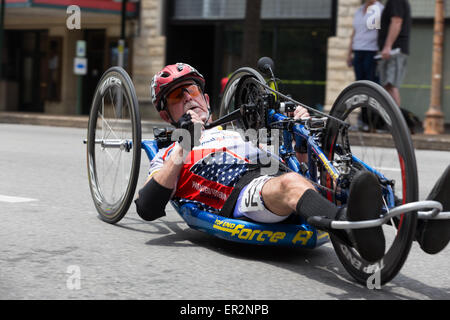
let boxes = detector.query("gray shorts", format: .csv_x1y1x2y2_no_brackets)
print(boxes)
377,53,408,88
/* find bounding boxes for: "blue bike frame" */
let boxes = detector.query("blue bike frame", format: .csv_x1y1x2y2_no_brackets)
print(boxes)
269,110,396,210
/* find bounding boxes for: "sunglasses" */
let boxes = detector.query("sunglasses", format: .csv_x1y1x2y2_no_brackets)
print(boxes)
165,83,202,106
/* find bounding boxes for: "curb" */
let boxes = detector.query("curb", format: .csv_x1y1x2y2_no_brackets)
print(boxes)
0,112,89,128
0,111,166,133
348,131,450,152
1,112,450,151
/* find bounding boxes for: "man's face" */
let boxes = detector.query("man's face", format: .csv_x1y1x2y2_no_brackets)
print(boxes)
163,80,210,123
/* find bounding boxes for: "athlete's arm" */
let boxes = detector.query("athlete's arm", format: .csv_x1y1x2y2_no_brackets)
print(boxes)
135,110,204,221
151,145,185,188
292,106,309,163
134,145,185,221
150,109,204,188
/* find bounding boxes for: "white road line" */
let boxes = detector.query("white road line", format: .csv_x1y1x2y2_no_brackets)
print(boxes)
0,195,37,203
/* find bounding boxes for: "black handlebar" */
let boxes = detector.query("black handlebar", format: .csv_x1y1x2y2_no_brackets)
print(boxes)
204,108,243,130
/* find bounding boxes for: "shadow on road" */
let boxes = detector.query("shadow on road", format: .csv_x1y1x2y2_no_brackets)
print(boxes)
116,215,450,300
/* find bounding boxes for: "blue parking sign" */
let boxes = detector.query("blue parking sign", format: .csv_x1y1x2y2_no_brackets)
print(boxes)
74,57,87,75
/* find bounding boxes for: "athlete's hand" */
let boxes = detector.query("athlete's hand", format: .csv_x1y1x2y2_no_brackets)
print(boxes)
174,112,202,151
186,109,205,129
293,106,310,120
185,110,204,148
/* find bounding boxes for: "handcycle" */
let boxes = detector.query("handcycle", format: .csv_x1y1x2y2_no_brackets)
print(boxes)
85,58,449,286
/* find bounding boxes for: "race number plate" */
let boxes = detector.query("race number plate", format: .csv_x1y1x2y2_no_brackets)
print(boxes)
239,176,269,213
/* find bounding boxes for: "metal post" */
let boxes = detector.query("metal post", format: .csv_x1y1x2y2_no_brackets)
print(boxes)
121,0,126,39
424,0,445,135
118,0,127,68
76,76,83,115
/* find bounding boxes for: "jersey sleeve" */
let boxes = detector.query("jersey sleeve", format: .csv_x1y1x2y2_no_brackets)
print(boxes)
148,142,177,178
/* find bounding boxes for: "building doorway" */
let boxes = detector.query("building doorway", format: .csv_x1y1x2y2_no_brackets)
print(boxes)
4,30,48,112
82,29,106,115
20,30,48,112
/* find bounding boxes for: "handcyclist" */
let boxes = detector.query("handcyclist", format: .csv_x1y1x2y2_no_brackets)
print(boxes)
135,62,450,261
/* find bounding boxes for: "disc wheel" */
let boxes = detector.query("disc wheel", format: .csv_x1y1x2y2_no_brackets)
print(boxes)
322,81,418,286
87,67,141,224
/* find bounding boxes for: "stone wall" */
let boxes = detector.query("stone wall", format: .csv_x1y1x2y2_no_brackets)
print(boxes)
325,0,361,111
132,0,166,120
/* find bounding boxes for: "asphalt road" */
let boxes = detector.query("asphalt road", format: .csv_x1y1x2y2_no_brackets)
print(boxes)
0,124,449,300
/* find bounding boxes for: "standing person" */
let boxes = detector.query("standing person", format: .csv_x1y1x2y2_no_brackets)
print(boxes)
377,0,412,107
347,0,385,83
347,0,385,130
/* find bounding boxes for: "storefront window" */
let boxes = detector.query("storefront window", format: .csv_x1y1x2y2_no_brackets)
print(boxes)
222,23,330,108
173,0,332,20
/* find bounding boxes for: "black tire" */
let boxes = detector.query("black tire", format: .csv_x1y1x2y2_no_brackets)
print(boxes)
219,67,267,130
322,81,418,286
86,67,141,224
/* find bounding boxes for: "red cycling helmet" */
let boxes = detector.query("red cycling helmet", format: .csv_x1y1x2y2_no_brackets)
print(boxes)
151,63,205,111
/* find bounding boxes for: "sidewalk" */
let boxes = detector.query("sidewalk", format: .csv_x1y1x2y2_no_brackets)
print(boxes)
1,111,450,151
0,111,166,133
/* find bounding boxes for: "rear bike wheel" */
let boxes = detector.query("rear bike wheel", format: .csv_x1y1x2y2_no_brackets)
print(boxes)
86,67,141,224
322,80,418,286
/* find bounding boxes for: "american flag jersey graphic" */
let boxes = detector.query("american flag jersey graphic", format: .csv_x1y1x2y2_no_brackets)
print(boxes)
148,127,265,213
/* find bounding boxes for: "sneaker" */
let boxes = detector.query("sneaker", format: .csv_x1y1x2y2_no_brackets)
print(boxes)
346,171,386,262
416,165,450,254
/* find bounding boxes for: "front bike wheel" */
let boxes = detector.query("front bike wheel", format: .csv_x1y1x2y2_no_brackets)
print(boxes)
322,80,418,286
86,67,141,224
